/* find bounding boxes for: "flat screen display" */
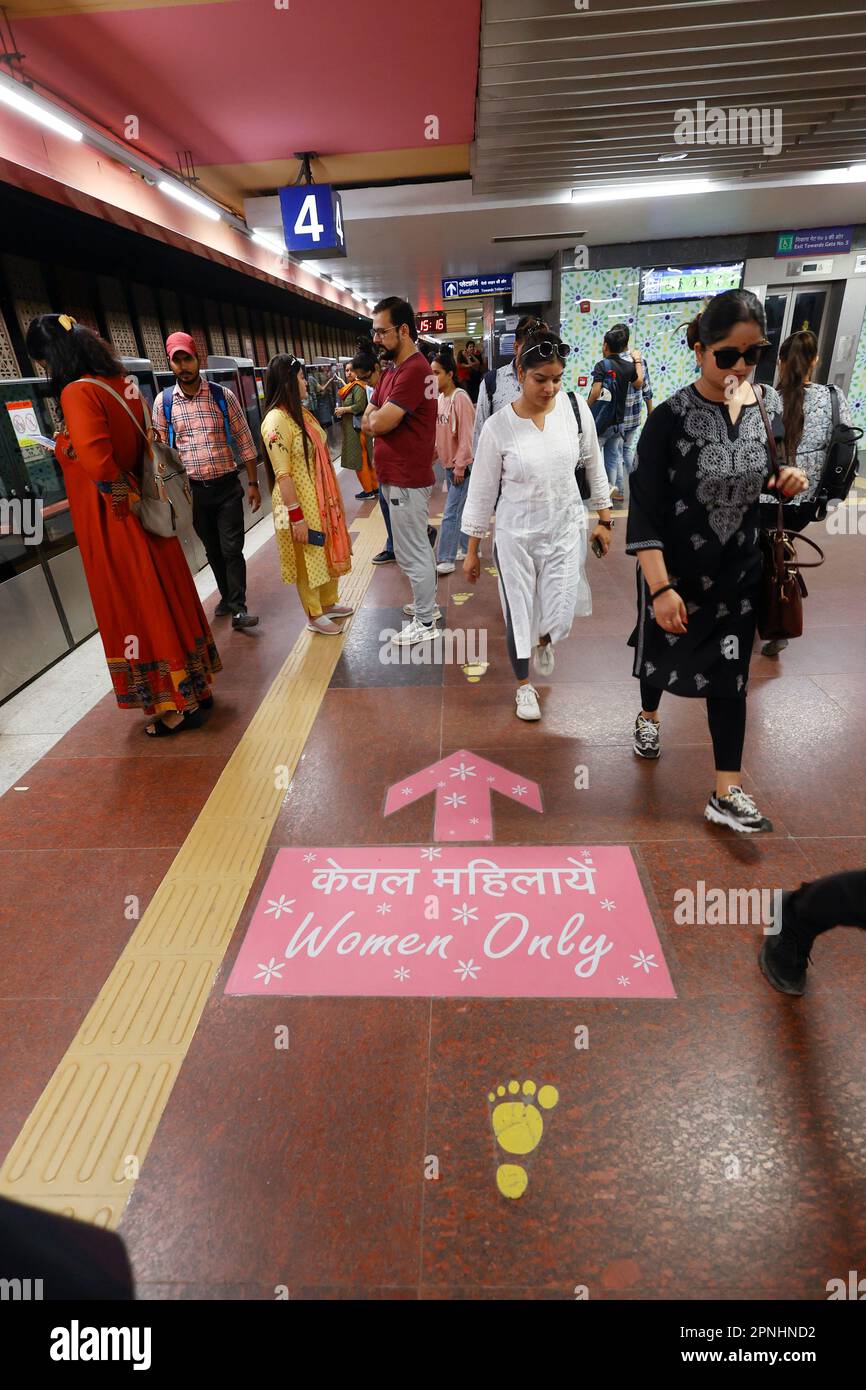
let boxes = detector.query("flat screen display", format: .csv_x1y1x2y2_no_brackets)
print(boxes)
639,262,744,304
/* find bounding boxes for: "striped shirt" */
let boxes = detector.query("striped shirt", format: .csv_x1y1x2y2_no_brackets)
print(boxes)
151,380,258,483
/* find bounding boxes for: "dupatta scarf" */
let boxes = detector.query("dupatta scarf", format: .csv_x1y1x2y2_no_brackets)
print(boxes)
302,409,353,577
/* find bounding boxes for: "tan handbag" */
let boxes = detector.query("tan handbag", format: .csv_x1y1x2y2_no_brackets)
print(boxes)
78,377,193,537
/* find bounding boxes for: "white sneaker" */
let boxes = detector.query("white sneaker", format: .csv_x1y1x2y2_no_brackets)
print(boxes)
403,602,442,620
533,642,555,677
436,561,456,575
392,618,442,647
515,684,541,721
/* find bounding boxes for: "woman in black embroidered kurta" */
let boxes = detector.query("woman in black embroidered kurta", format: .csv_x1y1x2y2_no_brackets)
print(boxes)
625,289,808,833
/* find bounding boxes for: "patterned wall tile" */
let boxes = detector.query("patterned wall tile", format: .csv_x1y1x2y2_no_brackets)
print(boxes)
158,289,183,337
97,276,139,359
202,299,227,355
3,254,52,347
222,303,242,357
236,304,255,362
132,284,168,368
179,296,209,366
560,265,702,413
0,309,21,377
847,311,866,436
54,268,100,335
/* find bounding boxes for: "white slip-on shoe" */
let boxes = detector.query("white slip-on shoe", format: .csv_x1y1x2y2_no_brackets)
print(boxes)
324,603,355,619
307,616,344,635
515,684,542,721
391,618,442,647
403,602,442,620
533,642,555,677
436,561,456,575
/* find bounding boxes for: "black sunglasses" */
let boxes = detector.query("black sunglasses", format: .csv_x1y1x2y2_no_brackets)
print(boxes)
710,342,769,369
522,339,572,364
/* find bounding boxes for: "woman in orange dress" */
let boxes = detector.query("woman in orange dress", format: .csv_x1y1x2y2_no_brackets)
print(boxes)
25,314,221,737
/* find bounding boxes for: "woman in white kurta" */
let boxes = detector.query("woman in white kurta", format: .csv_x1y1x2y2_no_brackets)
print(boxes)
462,330,613,721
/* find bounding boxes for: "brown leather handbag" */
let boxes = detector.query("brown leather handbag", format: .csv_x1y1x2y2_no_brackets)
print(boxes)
754,386,824,641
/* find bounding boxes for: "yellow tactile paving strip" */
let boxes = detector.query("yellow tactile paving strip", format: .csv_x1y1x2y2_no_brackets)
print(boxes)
0,509,385,1228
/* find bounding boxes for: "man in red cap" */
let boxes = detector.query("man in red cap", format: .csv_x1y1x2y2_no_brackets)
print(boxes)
152,332,261,629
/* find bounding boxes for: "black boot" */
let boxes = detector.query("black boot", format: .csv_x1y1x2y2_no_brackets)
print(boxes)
759,892,812,995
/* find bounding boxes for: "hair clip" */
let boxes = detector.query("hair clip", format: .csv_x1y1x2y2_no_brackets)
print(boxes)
58,314,77,332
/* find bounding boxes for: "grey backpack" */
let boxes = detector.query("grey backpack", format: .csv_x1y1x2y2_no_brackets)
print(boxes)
77,377,193,538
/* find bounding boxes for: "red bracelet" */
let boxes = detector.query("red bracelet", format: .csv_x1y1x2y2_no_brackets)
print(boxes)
288,506,303,523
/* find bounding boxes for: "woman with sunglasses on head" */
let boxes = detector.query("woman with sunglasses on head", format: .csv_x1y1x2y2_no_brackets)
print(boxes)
261,355,353,635
757,329,856,657
461,328,612,721
626,289,809,832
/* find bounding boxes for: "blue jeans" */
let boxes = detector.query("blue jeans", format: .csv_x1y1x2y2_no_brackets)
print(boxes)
437,470,470,565
599,426,625,492
378,489,395,555
622,425,641,477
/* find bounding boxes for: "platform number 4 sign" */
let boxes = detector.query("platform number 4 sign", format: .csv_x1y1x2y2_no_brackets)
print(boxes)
278,184,347,260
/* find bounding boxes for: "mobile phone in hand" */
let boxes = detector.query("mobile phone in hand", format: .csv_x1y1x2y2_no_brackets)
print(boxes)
591,535,605,558
307,529,326,546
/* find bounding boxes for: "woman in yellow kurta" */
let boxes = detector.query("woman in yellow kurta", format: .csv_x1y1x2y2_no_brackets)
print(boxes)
261,355,354,635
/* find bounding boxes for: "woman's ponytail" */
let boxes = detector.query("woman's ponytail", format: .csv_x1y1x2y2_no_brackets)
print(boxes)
778,330,818,462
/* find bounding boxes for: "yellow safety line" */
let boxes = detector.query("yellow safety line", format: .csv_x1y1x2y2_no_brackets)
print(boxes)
0,510,386,1228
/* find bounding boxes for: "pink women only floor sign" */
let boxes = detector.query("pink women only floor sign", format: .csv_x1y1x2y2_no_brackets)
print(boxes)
226,846,676,999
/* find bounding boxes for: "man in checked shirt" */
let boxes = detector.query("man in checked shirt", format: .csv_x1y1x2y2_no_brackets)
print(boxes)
152,332,261,629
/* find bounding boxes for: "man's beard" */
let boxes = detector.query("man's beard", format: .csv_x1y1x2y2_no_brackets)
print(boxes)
379,345,398,362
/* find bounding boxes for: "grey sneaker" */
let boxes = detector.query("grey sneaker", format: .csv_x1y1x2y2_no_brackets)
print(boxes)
633,713,660,759
705,785,773,834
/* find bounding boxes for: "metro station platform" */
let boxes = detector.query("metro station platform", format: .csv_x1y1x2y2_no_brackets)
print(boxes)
1,475,865,1301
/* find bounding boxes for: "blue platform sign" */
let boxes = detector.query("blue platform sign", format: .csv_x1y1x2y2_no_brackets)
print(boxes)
776,226,853,257
442,273,513,299
278,183,347,260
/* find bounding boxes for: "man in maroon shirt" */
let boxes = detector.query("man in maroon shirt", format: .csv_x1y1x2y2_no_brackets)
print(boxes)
363,297,440,645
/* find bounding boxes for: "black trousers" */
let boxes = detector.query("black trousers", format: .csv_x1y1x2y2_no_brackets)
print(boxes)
787,870,866,947
191,473,247,611
640,679,747,771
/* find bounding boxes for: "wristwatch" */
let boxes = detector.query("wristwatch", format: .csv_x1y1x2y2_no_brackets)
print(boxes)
598,518,614,530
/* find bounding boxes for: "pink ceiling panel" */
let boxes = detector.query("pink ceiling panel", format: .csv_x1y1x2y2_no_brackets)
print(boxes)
15,0,481,167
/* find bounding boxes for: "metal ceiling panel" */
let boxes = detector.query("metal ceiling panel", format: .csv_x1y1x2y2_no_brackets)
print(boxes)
474,0,866,193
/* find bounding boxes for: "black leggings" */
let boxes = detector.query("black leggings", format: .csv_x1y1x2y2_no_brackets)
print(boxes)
640,680,747,772
496,545,530,680
787,870,866,947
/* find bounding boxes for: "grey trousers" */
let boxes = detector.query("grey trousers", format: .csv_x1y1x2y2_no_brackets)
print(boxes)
381,483,437,624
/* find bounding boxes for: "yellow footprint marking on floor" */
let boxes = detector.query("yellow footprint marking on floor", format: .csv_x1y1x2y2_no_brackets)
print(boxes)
484,565,499,578
451,592,474,606
462,662,488,683
488,1079,559,1199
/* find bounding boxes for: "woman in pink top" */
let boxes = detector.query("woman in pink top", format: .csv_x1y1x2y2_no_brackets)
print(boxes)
432,349,476,574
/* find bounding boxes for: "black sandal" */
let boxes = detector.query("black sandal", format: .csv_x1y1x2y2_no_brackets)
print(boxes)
198,694,214,710
144,709,203,737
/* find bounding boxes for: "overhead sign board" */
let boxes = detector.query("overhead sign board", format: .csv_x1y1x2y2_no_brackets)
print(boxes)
442,274,513,299
639,261,744,304
278,183,347,260
776,226,853,258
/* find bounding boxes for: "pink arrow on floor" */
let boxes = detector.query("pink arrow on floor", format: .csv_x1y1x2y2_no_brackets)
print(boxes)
384,748,543,842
